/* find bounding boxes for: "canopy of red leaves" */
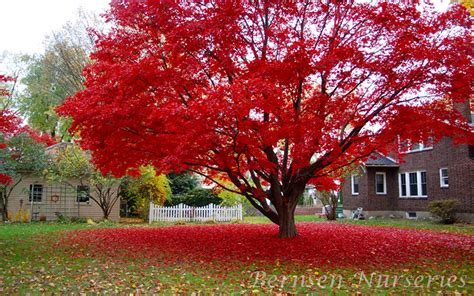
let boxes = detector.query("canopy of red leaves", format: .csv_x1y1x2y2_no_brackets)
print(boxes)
0,174,12,185
61,224,473,270
0,74,13,98
0,110,20,137
58,1,473,227
0,110,56,146
59,1,472,188
22,127,57,147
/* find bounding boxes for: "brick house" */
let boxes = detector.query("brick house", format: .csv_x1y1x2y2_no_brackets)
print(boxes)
342,98,473,221
341,138,473,221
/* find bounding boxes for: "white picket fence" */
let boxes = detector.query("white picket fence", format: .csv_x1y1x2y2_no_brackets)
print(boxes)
148,203,243,223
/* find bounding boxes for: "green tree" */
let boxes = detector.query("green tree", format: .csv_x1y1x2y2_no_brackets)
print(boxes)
214,178,251,212
173,188,222,208
168,172,199,196
166,172,222,206
0,54,28,110
18,9,103,140
0,133,49,221
46,144,122,220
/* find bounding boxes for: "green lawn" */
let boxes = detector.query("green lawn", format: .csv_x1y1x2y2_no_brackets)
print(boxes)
244,214,474,235
243,214,324,224
0,218,472,294
338,217,474,235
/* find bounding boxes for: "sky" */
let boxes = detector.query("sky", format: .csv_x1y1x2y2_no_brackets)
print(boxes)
0,0,451,55
0,0,110,55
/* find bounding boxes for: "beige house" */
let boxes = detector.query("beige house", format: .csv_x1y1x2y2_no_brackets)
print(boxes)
6,143,120,222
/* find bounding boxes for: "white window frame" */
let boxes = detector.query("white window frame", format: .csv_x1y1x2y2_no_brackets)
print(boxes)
399,171,427,198
351,174,359,196
375,172,387,195
405,143,433,153
399,138,434,154
439,168,449,188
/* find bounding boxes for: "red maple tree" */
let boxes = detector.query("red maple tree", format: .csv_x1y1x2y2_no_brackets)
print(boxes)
1,75,17,185
59,1,473,237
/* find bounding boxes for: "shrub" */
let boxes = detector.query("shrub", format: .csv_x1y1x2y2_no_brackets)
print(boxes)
428,199,459,224
55,212,70,224
70,217,87,223
97,219,117,227
10,208,30,223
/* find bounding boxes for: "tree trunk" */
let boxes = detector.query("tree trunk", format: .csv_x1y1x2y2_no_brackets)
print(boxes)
101,206,109,220
0,195,7,222
278,203,298,238
0,191,8,222
326,208,336,221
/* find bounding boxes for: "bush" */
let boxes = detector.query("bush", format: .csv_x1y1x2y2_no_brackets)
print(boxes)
428,199,459,224
8,208,30,223
70,217,87,223
97,219,117,227
55,213,70,224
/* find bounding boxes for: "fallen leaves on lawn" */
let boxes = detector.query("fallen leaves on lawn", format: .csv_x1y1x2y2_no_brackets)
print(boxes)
59,223,473,270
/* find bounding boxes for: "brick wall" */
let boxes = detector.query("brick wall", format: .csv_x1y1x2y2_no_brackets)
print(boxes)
295,207,322,215
343,138,473,214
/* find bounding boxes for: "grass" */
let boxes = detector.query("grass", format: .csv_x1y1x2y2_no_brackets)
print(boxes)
338,217,474,235
243,214,323,224
244,214,474,235
0,217,472,294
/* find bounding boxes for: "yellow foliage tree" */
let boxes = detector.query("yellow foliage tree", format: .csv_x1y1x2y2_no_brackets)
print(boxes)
127,166,171,218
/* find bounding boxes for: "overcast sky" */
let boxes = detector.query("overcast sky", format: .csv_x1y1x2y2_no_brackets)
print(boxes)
0,0,451,55
0,0,110,55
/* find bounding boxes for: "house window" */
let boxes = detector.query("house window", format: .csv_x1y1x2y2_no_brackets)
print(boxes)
351,175,359,195
399,171,427,198
439,168,448,188
421,172,427,196
29,184,43,202
77,185,90,203
375,172,386,195
409,142,432,153
400,173,407,197
409,172,418,196
400,139,433,153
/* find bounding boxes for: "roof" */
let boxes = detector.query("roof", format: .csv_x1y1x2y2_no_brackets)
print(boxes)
364,152,399,167
45,142,74,159
45,142,73,151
